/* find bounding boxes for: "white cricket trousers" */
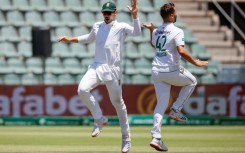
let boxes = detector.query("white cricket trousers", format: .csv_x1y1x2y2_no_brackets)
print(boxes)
151,68,197,139
77,67,130,140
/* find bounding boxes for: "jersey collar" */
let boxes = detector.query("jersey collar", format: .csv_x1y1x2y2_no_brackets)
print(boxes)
161,22,174,29
104,20,117,27
162,22,173,26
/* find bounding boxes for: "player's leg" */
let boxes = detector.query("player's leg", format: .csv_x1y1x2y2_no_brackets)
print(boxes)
171,68,197,111
150,71,169,151
151,81,170,139
105,79,131,152
77,68,102,118
77,67,104,137
165,68,197,122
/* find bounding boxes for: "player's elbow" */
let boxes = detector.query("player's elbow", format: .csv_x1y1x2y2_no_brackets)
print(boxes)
177,46,186,56
178,50,186,56
132,29,141,36
151,43,155,48
132,32,141,37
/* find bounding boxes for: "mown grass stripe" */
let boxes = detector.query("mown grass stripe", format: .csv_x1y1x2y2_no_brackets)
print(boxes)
0,126,244,153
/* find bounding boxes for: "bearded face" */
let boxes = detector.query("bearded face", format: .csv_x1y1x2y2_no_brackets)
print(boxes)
172,7,177,23
174,14,177,23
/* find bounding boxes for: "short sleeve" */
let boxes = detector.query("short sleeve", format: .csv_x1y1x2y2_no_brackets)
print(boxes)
175,30,185,47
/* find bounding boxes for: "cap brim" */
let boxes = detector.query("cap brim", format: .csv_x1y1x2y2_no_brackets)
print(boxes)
101,9,115,12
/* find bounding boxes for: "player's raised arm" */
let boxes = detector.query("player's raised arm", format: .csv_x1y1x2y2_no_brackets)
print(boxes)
142,22,155,48
124,0,141,36
127,0,138,19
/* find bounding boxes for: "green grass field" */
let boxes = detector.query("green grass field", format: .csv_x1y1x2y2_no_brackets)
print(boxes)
0,126,244,153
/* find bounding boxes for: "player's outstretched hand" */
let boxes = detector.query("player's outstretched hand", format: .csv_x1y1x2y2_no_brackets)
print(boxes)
142,22,155,48
142,22,155,31
127,0,138,18
57,36,70,43
195,59,208,67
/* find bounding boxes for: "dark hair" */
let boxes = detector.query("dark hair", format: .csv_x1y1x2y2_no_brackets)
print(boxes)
160,2,175,18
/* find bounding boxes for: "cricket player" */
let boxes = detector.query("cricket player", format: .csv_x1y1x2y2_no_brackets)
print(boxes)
142,2,208,152
57,1,140,152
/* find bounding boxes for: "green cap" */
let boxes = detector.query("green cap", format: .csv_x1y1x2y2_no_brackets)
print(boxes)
101,1,116,12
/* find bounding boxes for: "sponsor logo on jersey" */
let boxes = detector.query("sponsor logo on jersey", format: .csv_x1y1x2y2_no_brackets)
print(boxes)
155,30,170,35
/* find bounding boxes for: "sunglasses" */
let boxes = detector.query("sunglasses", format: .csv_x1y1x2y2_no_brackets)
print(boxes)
102,11,115,15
